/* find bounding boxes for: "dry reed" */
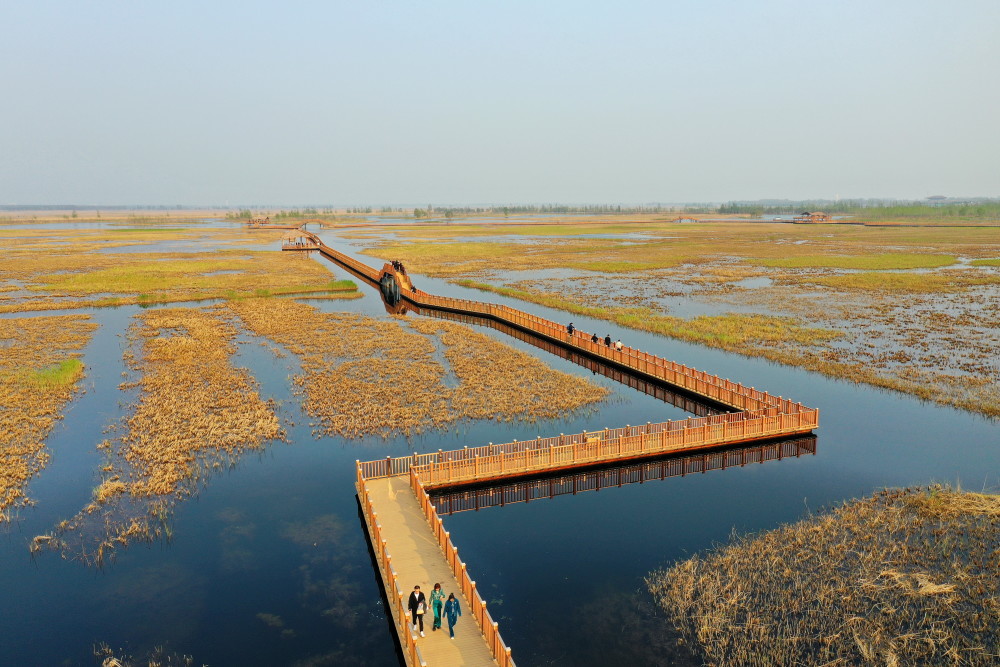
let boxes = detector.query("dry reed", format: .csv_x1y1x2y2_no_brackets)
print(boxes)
344,218,1000,417
226,299,608,439
0,314,96,521
647,487,1000,666
38,306,281,563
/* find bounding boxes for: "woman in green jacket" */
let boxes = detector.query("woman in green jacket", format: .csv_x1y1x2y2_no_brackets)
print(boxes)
430,583,445,631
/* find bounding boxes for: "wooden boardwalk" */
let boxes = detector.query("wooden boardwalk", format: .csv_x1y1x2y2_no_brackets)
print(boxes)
265,228,820,667
362,476,500,666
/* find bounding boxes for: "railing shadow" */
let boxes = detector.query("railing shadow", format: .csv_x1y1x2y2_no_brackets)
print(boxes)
429,434,817,515
354,496,408,667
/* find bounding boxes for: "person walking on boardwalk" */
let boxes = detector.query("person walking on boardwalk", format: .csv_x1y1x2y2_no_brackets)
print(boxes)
408,585,427,637
591,332,599,344
444,593,462,639
604,334,612,347
615,339,623,351
566,322,575,336
430,582,445,631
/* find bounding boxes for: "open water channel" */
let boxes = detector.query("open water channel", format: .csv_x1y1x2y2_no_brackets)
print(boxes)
1,221,998,666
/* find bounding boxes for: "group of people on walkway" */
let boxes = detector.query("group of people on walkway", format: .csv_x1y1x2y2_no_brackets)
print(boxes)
566,322,624,351
408,583,462,639
391,259,408,275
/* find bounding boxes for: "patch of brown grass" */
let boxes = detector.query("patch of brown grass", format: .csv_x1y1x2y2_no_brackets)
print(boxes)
39,306,281,563
227,299,608,439
0,314,96,521
648,487,1000,666
120,307,282,496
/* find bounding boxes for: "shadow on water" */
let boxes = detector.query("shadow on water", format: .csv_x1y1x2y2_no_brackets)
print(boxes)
355,496,408,667
383,287,734,417
430,434,818,515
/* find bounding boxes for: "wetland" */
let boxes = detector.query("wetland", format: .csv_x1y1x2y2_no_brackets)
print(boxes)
1,211,998,666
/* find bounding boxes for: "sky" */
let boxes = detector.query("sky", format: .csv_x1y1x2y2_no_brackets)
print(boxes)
2,1,998,206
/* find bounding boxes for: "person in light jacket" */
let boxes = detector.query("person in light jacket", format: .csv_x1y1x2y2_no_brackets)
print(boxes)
444,592,462,639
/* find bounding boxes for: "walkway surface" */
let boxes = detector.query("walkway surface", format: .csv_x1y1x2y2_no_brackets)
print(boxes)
366,475,498,666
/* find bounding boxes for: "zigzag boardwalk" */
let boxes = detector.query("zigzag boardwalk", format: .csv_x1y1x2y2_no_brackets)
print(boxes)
277,229,820,666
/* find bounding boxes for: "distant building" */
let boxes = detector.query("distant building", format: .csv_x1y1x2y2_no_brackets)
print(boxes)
793,211,831,223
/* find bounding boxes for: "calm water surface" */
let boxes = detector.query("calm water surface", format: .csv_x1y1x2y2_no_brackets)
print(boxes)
1,225,997,666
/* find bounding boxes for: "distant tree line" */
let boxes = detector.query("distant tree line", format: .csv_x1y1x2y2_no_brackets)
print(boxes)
715,200,1000,220
425,204,683,217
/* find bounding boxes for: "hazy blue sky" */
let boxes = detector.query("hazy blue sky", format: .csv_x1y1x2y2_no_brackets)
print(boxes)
2,1,998,206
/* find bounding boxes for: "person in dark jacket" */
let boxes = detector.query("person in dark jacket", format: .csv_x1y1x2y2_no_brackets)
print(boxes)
566,322,575,335
444,593,462,639
604,334,612,347
591,332,599,343
408,585,427,637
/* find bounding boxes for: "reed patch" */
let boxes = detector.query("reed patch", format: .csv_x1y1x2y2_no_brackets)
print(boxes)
347,217,1000,418
227,299,608,440
755,253,957,270
453,280,841,349
0,224,358,312
792,271,1000,293
39,306,281,563
0,315,96,522
647,487,1000,666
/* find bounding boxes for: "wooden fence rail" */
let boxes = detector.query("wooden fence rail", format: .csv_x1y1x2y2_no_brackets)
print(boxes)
357,406,818,483
409,468,515,667
357,470,429,667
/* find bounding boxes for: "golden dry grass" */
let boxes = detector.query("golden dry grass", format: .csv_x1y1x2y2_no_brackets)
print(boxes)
227,299,608,439
453,280,842,349
360,220,1000,283
38,306,281,563
0,245,355,312
0,314,96,521
0,223,359,313
647,487,1000,666
408,318,606,419
344,218,1000,418
119,307,282,496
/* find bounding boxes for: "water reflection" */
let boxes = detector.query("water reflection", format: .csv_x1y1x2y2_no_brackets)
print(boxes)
431,435,817,515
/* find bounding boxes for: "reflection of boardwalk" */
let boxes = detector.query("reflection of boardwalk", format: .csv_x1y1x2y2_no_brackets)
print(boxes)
363,476,499,666
432,435,817,515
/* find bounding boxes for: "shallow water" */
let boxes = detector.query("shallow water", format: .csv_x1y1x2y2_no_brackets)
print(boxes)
1,224,998,666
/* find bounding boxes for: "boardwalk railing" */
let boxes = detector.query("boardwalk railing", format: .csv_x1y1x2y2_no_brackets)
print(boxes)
409,468,515,666
357,473,429,667
358,405,818,483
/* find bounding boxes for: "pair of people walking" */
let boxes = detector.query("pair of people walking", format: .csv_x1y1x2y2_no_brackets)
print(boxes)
409,583,463,639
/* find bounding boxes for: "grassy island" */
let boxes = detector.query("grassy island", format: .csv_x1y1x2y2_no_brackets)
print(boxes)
647,487,1000,666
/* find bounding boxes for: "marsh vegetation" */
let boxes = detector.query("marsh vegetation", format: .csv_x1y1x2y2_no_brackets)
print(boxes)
40,306,282,563
228,299,609,439
352,218,1000,416
0,314,96,521
647,487,1000,666
0,242,357,313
